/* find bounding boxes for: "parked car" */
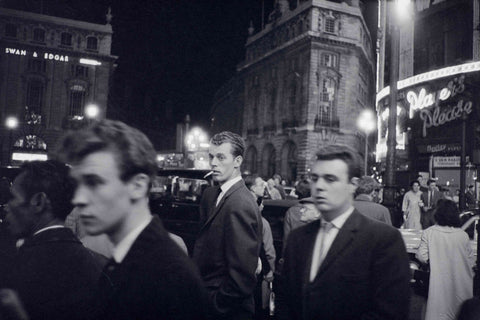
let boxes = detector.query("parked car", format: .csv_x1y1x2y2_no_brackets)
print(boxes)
149,169,212,255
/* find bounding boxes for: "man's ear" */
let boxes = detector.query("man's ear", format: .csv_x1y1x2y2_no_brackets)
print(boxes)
233,155,243,168
128,173,150,200
29,192,48,214
350,177,359,194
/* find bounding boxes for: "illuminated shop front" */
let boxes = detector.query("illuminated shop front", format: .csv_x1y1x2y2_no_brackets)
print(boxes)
376,61,480,191
11,135,48,165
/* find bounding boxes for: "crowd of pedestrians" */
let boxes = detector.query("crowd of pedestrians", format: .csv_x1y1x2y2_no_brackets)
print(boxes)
0,119,477,319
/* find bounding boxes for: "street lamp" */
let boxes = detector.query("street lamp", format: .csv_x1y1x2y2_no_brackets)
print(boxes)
357,109,376,175
185,126,209,169
5,116,18,165
85,104,100,119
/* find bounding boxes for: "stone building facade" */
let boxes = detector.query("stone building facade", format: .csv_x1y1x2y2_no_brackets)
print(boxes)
212,0,375,183
0,7,116,164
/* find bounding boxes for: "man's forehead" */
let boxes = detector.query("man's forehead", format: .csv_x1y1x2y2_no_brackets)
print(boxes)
209,142,233,155
69,151,119,177
312,159,349,175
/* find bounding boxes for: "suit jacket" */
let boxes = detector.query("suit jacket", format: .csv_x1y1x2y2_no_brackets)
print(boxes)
354,194,392,225
96,216,208,320
193,180,262,318
9,227,103,320
276,210,411,320
420,190,443,211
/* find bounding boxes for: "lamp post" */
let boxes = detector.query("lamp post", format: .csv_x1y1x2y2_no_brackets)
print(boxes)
85,103,99,120
357,109,376,175
384,0,412,205
5,116,18,165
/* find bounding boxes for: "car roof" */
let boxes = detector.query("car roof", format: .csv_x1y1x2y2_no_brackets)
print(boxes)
0,166,21,181
263,199,299,208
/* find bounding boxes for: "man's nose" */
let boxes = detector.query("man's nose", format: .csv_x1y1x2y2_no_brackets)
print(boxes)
210,157,218,166
72,186,87,207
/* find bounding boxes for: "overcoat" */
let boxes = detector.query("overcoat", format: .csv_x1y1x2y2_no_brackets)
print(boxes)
275,210,411,320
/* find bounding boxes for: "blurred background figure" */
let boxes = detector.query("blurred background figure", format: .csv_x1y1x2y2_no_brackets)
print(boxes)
465,185,476,209
272,174,286,199
282,179,319,252
266,179,282,200
416,199,474,320
0,289,29,320
402,181,424,230
394,187,406,228
354,176,392,225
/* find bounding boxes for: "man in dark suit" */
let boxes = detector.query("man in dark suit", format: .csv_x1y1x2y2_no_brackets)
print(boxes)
420,179,444,228
354,176,392,225
59,119,208,320
193,131,262,320
276,145,410,320
3,160,103,320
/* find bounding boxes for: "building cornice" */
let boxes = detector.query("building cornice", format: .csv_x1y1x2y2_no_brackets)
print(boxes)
0,7,112,34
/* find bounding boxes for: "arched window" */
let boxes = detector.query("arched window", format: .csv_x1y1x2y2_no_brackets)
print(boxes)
26,79,44,115
68,85,86,116
33,28,45,42
262,144,276,178
245,146,258,174
281,141,298,184
87,36,98,50
318,77,336,126
61,32,72,46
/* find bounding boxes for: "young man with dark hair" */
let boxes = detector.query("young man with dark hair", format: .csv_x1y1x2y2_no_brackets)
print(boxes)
193,131,262,320
354,176,392,225
58,119,207,320
276,144,410,320
4,160,103,320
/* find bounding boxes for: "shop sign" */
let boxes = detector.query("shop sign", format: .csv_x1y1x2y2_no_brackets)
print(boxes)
5,47,69,62
433,156,460,168
417,143,461,154
406,75,473,137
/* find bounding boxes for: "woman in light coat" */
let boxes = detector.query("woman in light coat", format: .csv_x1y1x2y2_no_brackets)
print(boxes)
416,199,474,320
402,180,424,229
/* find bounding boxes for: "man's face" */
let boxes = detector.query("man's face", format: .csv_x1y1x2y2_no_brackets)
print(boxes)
209,142,241,185
428,182,436,191
6,173,37,238
70,151,133,239
310,159,357,220
251,177,266,197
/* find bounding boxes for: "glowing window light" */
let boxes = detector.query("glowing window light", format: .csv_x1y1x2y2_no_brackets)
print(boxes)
12,153,48,161
79,58,101,66
376,61,480,104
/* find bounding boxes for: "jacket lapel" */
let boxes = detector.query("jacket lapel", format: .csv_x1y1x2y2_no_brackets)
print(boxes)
302,220,321,285
314,210,361,280
198,180,244,233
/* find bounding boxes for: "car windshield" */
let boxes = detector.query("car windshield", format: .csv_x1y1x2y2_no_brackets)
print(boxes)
151,175,209,204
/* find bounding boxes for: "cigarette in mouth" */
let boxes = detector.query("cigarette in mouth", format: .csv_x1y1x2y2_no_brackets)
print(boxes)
204,171,214,178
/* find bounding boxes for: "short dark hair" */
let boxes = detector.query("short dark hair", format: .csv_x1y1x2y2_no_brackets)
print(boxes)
410,180,420,187
18,160,74,220
356,176,379,195
295,179,311,199
314,144,362,179
427,179,436,185
57,120,157,183
434,199,461,227
273,173,282,181
210,131,245,158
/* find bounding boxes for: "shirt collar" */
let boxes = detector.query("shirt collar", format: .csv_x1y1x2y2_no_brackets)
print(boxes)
33,225,65,236
328,206,354,230
220,175,242,194
112,216,152,263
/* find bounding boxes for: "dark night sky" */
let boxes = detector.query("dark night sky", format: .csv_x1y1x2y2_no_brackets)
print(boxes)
5,0,376,147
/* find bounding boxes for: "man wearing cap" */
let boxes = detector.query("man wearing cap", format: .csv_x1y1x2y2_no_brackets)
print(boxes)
354,176,392,225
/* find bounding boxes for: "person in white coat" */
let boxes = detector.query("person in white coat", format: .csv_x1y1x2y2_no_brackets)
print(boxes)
416,199,474,320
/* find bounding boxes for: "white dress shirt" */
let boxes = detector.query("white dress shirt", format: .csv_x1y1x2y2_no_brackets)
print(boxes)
309,206,354,282
112,216,152,263
216,175,242,206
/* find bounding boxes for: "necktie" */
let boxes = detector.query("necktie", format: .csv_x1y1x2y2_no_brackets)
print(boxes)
428,191,432,207
310,220,334,281
215,187,223,207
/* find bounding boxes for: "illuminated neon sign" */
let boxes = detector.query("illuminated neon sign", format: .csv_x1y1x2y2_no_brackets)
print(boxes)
406,75,473,137
5,47,69,62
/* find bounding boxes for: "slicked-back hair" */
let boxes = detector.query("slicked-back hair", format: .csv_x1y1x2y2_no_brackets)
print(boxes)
427,179,436,185
18,160,74,220
315,144,362,180
210,131,245,158
356,176,379,195
57,119,157,184
434,199,461,227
